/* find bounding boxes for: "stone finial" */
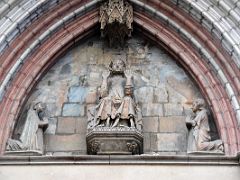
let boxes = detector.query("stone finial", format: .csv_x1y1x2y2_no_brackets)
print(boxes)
99,0,133,47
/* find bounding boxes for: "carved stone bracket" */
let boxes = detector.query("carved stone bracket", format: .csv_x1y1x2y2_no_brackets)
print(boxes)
87,127,143,155
126,141,139,155
88,140,101,155
99,0,133,47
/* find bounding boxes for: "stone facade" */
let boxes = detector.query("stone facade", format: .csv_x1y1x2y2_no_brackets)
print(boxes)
0,1,240,179
0,0,239,156
10,35,217,155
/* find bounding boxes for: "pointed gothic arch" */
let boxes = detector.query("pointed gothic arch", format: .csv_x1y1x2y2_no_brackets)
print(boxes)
0,0,239,156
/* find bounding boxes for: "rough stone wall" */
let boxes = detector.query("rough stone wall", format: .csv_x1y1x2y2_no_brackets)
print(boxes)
14,35,209,155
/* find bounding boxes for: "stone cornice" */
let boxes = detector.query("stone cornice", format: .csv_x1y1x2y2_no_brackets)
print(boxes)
0,155,239,165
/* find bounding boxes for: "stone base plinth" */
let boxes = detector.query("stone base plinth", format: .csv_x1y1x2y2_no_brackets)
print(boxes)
4,150,43,156
86,127,143,155
187,151,224,155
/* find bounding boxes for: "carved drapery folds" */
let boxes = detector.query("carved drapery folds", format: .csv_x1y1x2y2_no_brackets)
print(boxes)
99,0,133,47
5,102,49,155
186,99,224,154
86,59,143,155
87,59,142,130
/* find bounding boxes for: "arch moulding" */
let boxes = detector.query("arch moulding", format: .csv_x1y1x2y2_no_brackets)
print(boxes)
0,0,239,156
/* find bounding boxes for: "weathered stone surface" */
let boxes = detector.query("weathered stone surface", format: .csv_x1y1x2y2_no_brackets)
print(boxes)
150,133,158,151
76,117,88,134
143,133,151,152
85,89,97,104
156,133,187,152
62,103,85,117
134,87,153,103
60,63,71,74
69,75,80,86
164,103,183,116
55,82,69,116
23,35,205,154
6,102,49,155
87,69,102,87
153,87,168,103
52,152,73,156
86,128,143,155
45,134,86,152
142,117,159,132
45,117,57,135
159,116,187,133
141,103,163,117
68,86,87,103
166,75,201,102
57,117,76,134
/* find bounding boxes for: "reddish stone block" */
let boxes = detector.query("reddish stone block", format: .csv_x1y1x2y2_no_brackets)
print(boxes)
220,128,229,143
15,88,27,102
211,99,221,113
205,87,216,101
215,113,225,129
9,100,20,116
228,127,238,144
197,74,210,89
233,77,240,91
85,91,97,104
179,52,192,66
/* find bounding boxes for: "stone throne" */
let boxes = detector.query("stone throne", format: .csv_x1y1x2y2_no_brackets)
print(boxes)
86,59,143,155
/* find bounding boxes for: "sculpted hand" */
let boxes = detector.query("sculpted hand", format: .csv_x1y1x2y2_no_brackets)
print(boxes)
102,71,110,79
124,69,133,79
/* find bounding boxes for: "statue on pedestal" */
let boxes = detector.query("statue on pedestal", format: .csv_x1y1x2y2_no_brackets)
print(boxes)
86,59,143,155
6,102,49,155
186,99,224,153
88,59,142,130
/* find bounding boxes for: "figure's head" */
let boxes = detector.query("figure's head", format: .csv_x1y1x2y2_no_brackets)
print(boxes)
125,86,133,96
192,98,205,112
109,59,126,73
33,102,46,112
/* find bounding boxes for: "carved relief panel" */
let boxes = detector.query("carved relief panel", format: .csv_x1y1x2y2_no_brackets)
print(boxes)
5,35,222,156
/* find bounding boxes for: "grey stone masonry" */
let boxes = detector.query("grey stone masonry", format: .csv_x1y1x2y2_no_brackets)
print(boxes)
25,35,208,155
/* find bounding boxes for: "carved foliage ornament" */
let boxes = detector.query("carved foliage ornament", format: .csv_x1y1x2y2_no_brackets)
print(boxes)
99,0,133,47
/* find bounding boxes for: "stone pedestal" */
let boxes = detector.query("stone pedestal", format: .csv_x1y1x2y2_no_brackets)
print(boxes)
4,150,43,156
86,127,143,155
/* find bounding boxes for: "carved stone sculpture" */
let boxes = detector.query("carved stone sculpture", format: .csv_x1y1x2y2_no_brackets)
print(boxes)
5,102,49,155
99,0,133,47
88,59,142,130
86,59,143,155
185,99,224,154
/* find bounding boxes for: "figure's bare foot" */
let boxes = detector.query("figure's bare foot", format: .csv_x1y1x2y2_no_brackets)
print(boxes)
111,117,120,128
106,117,110,127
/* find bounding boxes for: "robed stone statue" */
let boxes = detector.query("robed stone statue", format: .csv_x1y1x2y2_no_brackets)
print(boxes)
6,102,49,155
186,99,224,153
88,59,142,130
